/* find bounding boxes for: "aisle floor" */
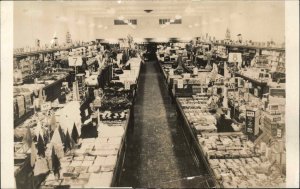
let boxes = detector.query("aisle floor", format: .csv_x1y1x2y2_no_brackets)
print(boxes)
119,61,209,187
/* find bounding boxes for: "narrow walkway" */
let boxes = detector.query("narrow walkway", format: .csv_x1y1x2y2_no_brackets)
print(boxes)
119,61,208,187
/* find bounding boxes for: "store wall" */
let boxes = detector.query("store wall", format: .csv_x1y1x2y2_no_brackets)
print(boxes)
13,2,92,48
203,1,285,43
93,16,203,41
13,1,285,48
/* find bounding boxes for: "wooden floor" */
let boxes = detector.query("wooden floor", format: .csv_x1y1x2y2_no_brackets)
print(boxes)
119,61,209,188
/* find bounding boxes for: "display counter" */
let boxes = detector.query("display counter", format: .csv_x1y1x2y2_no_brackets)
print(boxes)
198,132,285,188
175,97,219,188
40,108,131,188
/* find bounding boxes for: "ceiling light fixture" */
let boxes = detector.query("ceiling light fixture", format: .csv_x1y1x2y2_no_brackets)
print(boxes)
97,25,103,28
117,0,122,4
144,9,153,13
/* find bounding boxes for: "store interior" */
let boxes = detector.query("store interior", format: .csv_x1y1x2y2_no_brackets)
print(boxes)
10,0,292,188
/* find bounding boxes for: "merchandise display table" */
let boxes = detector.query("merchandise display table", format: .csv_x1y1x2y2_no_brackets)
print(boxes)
40,109,131,188
198,132,285,188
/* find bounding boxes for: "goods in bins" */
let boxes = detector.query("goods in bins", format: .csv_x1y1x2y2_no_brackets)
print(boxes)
101,96,131,110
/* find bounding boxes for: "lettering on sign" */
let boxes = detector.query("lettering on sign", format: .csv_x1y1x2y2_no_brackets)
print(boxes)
277,129,282,138
245,110,255,135
68,56,83,66
41,102,51,111
193,67,198,75
177,79,183,89
246,111,255,117
124,80,131,90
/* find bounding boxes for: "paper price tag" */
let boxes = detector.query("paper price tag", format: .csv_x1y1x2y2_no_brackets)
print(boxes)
277,129,282,138
177,79,183,89
124,80,131,90
41,102,51,111
193,67,198,75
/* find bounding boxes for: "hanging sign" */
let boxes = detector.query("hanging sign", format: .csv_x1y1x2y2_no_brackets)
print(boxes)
68,56,83,66
228,53,242,63
177,79,183,89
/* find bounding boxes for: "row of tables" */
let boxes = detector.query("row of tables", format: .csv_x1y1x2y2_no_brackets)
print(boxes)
39,57,142,188
157,57,285,188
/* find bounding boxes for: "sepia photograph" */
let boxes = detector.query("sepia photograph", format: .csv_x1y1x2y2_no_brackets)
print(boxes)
1,0,299,188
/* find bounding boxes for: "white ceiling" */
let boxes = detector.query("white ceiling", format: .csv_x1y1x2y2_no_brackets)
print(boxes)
13,0,285,46
16,0,285,20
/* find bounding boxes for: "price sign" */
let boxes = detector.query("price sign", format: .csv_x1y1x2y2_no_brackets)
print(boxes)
245,110,255,135
177,79,183,89
277,129,282,138
228,53,242,63
169,69,174,76
124,80,131,90
68,56,83,66
41,102,51,111
193,67,198,75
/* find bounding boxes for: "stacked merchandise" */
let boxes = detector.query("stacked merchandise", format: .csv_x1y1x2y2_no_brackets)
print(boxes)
178,97,217,133
19,58,33,78
198,133,257,159
16,95,26,118
86,57,97,66
101,96,131,111
238,68,270,83
112,57,141,85
198,133,285,188
76,74,86,100
41,111,128,188
207,157,285,188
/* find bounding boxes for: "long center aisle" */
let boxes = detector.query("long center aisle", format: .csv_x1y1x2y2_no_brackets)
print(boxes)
119,61,208,187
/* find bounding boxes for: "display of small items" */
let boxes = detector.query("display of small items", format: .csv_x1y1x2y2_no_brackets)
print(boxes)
99,111,127,121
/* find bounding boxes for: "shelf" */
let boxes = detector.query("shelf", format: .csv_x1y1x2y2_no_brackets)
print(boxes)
14,44,89,58
202,42,285,52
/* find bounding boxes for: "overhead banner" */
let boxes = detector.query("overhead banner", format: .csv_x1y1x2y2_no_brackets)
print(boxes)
228,53,242,63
